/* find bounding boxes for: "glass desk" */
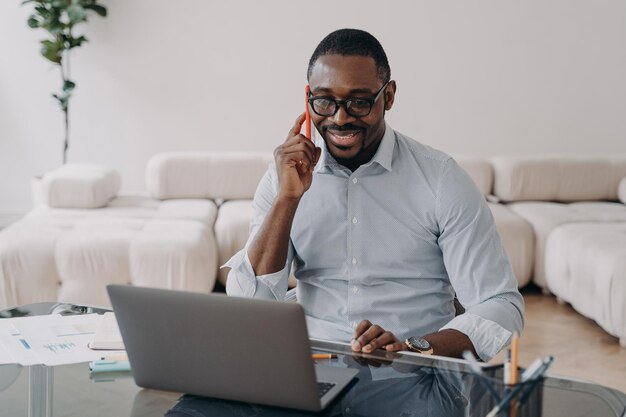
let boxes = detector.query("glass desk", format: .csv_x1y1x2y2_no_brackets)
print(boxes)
1,303,625,417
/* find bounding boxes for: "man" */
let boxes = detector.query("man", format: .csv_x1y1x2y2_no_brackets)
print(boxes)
225,29,523,361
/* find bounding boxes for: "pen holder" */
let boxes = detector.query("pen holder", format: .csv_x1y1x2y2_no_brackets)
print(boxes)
470,369,543,417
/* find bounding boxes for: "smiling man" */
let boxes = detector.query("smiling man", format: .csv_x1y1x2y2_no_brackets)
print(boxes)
225,29,524,361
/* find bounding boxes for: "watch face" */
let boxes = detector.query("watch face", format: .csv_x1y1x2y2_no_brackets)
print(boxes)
408,336,431,351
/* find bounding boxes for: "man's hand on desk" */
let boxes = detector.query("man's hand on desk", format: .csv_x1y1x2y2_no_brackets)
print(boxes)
351,320,406,353
351,320,478,359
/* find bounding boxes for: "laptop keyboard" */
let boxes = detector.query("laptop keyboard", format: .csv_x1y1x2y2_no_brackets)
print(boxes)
318,382,336,397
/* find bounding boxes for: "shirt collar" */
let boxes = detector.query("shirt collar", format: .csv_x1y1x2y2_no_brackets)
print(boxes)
314,123,395,174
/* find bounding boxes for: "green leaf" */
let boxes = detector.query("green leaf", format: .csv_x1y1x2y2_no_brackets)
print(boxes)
67,35,88,48
34,5,50,20
83,4,106,17
27,16,40,28
51,0,70,7
47,19,64,34
67,4,86,23
63,80,76,92
40,39,63,63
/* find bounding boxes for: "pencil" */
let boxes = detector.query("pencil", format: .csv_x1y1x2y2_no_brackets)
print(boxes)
305,84,312,140
511,332,519,384
311,353,337,360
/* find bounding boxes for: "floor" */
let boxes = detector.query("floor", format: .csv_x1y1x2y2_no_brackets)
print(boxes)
491,285,626,394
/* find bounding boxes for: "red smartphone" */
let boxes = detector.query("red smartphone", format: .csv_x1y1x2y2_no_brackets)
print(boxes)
305,85,312,140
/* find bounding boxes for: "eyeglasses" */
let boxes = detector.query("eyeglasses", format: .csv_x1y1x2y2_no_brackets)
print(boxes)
307,81,390,118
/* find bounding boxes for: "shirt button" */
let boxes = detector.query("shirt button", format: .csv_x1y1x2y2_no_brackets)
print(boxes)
352,178,358,184
352,217,358,224
352,258,357,265
352,286,358,294
350,321,357,328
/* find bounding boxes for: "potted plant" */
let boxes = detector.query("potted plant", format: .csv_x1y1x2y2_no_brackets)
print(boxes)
23,0,107,165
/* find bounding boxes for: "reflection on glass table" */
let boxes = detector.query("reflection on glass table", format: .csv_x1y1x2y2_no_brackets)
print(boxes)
0,303,625,417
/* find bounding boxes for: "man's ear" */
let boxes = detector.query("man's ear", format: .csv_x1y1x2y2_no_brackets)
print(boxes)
384,80,397,111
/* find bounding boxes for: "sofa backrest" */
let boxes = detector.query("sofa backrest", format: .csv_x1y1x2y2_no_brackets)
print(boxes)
147,152,274,200
147,152,496,201
492,156,626,202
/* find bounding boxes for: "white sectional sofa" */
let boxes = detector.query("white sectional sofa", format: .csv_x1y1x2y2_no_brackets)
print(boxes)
1,153,625,346
491,156,626,346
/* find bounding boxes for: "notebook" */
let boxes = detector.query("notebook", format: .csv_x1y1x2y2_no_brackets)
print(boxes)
106,284,358,412
88,312,124,350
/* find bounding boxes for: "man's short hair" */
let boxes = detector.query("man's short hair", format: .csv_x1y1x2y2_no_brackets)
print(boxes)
307,29,391,85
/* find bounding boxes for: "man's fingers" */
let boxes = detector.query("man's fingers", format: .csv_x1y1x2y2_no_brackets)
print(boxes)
362,331,399,353
287,113,307,140
280,140,316,163
384,341,407,352
352,324,384,352
351,321,403,353
352,320,373,342
277,149,316,175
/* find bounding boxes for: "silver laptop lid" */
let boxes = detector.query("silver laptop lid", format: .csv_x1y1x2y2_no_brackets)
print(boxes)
107,285,325,411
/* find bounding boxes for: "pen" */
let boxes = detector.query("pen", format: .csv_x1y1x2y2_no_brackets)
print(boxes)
312,353,337,360
100,354,128,361
520,358,543,382
305,84,312,140
504,348,512,385
515,356,554,410
89,360,131,373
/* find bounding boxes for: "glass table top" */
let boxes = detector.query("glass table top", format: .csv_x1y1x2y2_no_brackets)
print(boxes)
1,303,624,417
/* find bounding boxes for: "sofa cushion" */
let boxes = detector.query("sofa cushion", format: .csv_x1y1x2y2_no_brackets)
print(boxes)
146,152,274,200
619,177,626,204
214,200,255,286
0,220,65,308
509,201,626,287
0,198,219,309
56,219,140,306
487,203,534,287
492,156,626,202
130,219,218,295
545,222,626,346
40,164,121,209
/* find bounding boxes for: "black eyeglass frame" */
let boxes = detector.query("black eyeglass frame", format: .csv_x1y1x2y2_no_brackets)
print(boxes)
307,81,391,118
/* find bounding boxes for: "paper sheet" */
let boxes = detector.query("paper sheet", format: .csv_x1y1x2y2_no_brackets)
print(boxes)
0,314,126,366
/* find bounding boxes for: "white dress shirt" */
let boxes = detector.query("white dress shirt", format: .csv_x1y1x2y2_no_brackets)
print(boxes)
225,124,524,361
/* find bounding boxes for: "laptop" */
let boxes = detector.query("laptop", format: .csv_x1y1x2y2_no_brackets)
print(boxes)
106,284,358,412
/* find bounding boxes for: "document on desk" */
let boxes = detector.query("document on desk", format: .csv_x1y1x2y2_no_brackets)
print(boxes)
0,314,126,366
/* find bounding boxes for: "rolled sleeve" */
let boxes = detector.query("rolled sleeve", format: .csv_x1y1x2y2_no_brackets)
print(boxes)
224,250,291,300
441,312,512,362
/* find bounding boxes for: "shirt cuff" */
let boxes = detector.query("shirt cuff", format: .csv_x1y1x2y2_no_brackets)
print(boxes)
440,313,512,362
222,250,289,300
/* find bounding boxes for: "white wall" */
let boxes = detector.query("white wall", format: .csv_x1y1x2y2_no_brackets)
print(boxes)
2,0,625,225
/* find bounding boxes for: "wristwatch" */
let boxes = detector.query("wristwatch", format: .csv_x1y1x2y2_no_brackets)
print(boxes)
404,336,434,355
